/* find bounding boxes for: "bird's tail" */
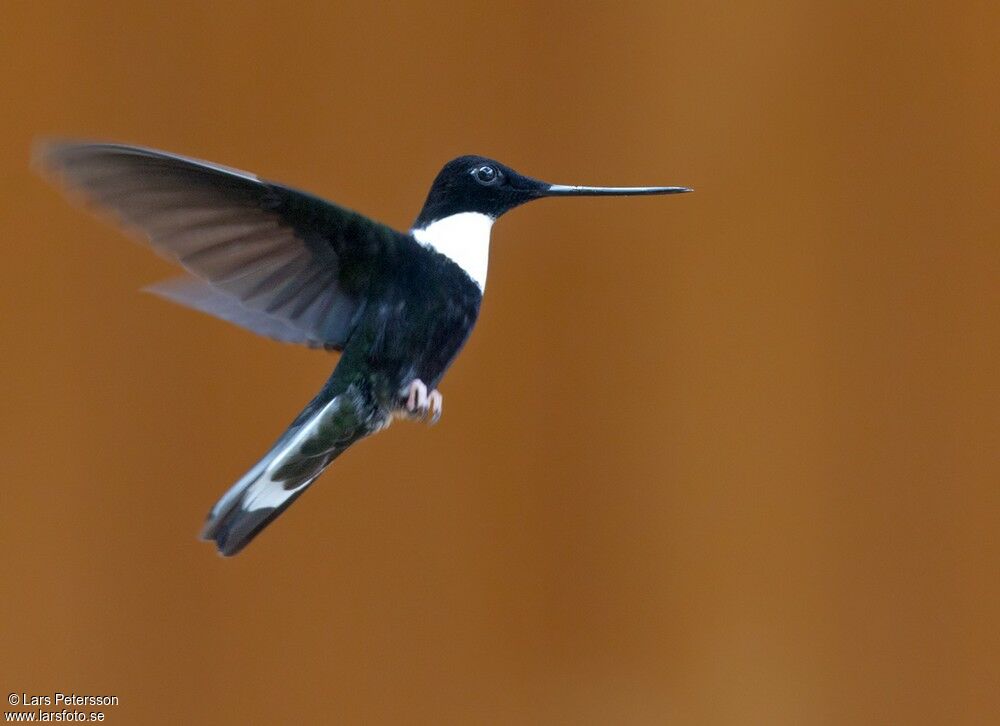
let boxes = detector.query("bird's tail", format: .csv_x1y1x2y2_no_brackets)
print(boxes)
201,377,383,556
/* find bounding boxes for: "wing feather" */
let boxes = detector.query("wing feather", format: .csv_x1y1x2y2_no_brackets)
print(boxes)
145,277,329,347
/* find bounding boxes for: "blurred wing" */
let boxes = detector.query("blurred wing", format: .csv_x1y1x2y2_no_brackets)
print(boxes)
36,141,401,350
145,276,330,348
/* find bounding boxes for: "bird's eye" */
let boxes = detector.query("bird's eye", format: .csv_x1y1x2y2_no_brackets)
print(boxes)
474,165,498,184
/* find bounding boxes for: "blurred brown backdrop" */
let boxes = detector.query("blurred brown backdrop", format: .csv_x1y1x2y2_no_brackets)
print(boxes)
1,2,997,724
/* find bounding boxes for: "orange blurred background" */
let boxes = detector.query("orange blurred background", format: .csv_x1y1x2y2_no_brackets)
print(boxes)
1,2,997,724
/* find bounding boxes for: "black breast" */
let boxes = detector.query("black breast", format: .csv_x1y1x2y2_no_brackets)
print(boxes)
354,235,483,392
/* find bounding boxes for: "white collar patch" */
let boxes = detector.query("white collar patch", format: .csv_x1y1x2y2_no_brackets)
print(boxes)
412,212,493,291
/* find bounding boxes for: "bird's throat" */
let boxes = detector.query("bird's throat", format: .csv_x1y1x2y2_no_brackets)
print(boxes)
412,212,493,291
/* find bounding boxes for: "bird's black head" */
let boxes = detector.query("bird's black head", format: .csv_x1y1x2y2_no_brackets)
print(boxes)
412,156,538,228
412,155,692,229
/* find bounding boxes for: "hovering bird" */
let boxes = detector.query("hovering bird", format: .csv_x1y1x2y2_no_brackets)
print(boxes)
36,142,691,556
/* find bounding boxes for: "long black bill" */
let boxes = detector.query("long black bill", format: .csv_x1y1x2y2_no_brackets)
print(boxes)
543,183,692,197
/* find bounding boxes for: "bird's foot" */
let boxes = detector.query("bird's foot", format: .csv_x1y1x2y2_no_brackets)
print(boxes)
401,379,443,425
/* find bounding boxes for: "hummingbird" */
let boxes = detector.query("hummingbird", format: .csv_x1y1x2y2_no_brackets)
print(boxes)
36,142,691,556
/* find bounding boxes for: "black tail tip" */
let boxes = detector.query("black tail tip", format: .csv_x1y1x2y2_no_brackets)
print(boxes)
200,501,297,557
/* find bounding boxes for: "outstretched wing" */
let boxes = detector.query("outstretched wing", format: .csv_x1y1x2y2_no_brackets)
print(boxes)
36,141,403,350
